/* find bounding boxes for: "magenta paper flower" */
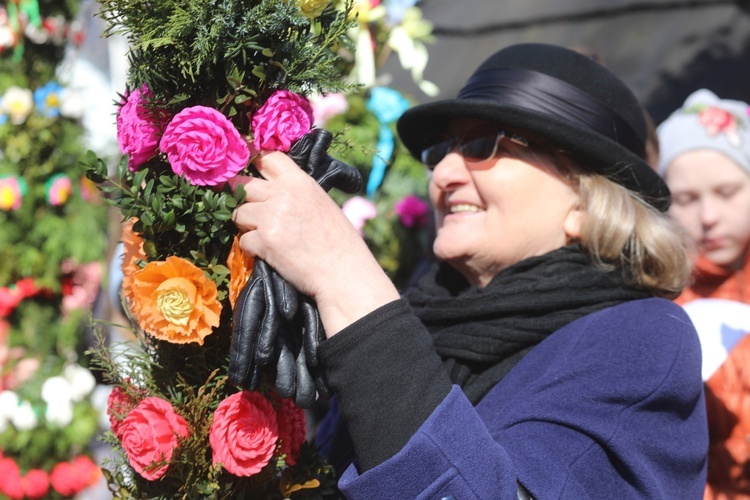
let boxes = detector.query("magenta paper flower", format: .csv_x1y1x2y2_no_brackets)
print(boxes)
160,106,250,186
252,90,313,152
394,194,429,228
46,174,72,206
0,175,25,211
116,84,168,171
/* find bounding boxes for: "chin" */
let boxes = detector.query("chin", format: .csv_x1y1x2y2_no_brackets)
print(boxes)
705,248,746,268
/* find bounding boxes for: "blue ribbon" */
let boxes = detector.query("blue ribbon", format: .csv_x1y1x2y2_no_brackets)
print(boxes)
366,87,410,197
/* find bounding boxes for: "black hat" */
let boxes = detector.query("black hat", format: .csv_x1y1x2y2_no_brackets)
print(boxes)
397,43,670,212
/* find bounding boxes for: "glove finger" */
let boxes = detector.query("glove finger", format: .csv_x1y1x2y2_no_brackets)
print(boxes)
300,295,323,367
288,132,314,174
253,260,281,366
274,329,296,399
307,129,333,173
271,267,299,321
294,344,316,408
312,366,330,399
243,362,264,392
317,158,363,194
228,277,266,387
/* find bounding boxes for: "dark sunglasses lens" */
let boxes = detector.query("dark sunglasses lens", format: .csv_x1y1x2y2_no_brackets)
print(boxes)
421,140,452,167
461,133,499,163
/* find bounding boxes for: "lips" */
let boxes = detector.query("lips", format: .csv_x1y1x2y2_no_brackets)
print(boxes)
701,237,725,251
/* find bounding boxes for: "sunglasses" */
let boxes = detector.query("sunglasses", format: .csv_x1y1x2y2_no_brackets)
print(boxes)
420,127,529,169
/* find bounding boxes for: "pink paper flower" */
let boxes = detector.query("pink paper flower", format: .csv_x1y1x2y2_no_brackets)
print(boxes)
160,105,250,186
209,391,279,477
46,174,72,206
0,175,24,211
119,396,190,480
394,194,430,228
275,397,306,466
61,261,102,314
252,90,313,152
312,93,348,127
116,84,168,171
342,196,377,235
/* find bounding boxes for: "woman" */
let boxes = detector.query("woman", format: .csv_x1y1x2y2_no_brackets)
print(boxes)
233,43,707,498
658,89,750,498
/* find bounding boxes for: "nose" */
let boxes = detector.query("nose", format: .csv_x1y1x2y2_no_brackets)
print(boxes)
699,196,719,228
430,152,471,192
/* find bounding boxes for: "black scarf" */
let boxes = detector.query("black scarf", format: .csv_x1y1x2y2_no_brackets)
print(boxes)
406,245,650,404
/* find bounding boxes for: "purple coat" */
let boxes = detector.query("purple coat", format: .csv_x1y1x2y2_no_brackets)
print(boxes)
319,298,708,499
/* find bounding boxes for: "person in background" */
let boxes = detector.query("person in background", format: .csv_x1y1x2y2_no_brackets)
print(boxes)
232,43,707,498
658,88,750,498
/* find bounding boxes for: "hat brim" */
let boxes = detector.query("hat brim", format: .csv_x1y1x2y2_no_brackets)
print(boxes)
397,98,670,212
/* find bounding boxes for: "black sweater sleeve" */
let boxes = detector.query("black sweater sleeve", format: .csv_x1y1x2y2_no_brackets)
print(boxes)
318,297,453,472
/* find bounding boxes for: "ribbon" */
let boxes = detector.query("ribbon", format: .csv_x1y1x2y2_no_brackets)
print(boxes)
365,87,410,197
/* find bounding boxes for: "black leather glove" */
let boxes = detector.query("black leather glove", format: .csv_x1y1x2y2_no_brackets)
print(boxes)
229,128,362,407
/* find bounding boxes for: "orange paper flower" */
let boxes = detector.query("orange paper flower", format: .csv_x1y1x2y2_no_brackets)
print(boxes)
127,256,221,344
227,235,254,308
121,218,147,290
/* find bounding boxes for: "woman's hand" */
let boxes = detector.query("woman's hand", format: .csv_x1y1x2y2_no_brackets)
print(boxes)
232,152,400,336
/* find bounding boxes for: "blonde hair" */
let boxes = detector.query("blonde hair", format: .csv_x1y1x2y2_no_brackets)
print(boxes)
576,174,690,297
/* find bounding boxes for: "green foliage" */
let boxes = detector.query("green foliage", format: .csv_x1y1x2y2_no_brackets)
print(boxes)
98,0,356,130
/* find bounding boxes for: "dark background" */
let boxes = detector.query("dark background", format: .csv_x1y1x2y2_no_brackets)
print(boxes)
386,0,750,126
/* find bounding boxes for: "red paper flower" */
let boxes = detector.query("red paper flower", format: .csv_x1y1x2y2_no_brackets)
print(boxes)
120,396,190,480
209,391,279,476
21,469,50,499
107,383,144,438
0,455,23,499
275,397,307,466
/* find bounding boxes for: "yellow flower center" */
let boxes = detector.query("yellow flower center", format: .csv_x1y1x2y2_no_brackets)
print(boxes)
45,93,60,109
155,277,197,326
0,186,16,210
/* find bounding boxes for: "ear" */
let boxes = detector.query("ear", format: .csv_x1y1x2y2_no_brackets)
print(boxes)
563,203,584,241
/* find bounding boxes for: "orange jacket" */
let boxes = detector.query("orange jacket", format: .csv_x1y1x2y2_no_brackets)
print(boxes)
679,256,750,499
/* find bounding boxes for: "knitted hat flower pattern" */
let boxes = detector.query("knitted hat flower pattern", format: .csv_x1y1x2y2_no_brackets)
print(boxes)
657,89,750,176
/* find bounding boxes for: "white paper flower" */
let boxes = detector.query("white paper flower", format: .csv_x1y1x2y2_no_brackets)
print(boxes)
0,25,15,49
63,363,96,402
59,87,86,119
45,400,74,427
11,400,38,431
0,390,19,431
0,390,19,418
1,86,34,125
41,375,74,405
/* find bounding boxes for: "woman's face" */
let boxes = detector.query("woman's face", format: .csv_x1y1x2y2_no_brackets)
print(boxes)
666,149,750,268
427,120,583,287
